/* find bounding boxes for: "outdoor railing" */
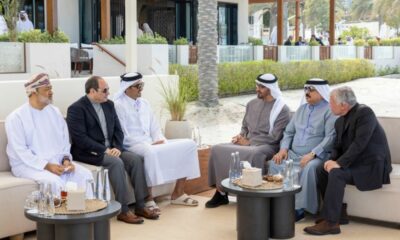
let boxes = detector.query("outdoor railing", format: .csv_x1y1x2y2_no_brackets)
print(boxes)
169,45,177,64
373,46,394,59
285,46,311,61
331,46,356,59
218,45,254,63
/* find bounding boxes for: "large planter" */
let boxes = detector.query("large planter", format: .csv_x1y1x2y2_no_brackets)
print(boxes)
25,43,71,78
0,42,25,73
253,45,264,61
137,44,169,75
311,46,320,61
176,45,189,65
356,46,365,59
164,120,192,139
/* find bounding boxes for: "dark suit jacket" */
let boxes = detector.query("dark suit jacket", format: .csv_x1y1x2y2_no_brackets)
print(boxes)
331,103,392,191
66,96,124,166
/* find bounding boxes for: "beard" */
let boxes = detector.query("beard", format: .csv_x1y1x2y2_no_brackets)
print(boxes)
38,95,52,105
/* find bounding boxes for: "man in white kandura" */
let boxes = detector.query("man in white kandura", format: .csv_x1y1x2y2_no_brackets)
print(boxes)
114,72,200,211
5,73,93,195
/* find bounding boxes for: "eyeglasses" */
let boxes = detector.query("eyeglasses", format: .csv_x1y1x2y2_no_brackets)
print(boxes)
97,88,109,94
132,82,145,90
304,86,316,92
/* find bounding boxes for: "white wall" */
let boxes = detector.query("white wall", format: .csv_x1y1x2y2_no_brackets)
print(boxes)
57,0,80,43
0,75,178,127
219,0,249,44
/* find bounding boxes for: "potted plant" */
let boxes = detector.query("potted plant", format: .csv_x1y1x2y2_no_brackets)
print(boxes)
138,33,169,75
159,76,191,139
173,37,189,65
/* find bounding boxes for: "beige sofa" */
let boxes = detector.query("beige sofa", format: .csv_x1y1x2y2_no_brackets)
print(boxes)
0,120,173,239
344,117,400,223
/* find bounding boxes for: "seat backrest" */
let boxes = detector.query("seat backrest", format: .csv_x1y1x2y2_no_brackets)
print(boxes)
378,117,400,164
0,121,10,172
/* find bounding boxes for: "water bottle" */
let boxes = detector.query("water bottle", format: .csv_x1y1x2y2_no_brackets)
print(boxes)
196,127,202,148
38,182,48,216
283,159,293,191
96,169,104,200
86,179,95,200
229,153,237,182
235,151,242,179
103,169,111,203
45,183,55,217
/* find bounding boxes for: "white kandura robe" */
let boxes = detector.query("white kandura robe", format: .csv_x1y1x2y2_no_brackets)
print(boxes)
114,94,200,187
5,103,93,195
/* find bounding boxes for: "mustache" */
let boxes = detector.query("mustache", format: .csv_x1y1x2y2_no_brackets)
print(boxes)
305,93,311,98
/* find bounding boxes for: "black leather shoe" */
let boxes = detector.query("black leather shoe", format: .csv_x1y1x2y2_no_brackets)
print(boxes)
205,191,229,208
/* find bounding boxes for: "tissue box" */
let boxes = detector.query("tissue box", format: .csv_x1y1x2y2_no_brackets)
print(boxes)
67,189,86,211
242,168,262,187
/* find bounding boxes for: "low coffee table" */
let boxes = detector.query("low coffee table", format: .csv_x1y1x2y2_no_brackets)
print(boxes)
221,178,301,240
25,200,121,240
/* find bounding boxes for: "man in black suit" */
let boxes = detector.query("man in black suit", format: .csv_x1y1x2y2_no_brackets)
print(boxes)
66,76,159,224
304,86,392,235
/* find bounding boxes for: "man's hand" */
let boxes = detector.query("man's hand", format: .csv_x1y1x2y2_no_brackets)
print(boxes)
45,163,65,176
62,159,75,173
152,140,165,145
272,149,288,165
231,135,240,144
324,160,340,173
300,153,315,168
236,136,250,146
106,148,121,157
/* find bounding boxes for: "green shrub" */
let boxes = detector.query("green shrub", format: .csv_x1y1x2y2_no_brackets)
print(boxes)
248,37,263,46
170,59,375,101
340,26,370,40
308,39,320,46
17,29,69,43
367,39,379,46
137,33,167,44
354,39,366,47
392,38,400,46
380,39,392,46
99,36,125,44
173,37,188,45
376,66,400,76
0,34,9,42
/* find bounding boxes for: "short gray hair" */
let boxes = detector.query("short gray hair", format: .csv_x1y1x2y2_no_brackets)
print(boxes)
331,86,357,107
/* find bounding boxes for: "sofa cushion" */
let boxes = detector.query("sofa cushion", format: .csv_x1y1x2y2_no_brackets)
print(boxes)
0,172,37,238
0,121,11,172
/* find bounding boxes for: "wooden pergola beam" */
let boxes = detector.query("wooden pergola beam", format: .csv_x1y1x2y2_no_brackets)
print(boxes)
45,0,57,34
101,0,111,40
329,0,335,45
277,0,283,45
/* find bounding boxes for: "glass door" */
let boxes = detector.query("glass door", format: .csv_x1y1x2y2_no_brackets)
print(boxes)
19,0,45,31
218,3,237,45
79,0,101,44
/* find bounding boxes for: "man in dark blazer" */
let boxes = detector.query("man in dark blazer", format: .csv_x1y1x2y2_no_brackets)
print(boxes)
304,86,392,235
66,76,159,224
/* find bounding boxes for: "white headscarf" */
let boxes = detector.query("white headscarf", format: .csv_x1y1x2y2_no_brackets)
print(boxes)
16,11,34,33
113,72,143,102
255,73,286,133
300,78,331,106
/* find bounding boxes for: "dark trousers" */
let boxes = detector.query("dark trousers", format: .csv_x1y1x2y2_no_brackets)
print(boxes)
102,151,148,212
317,163,353,223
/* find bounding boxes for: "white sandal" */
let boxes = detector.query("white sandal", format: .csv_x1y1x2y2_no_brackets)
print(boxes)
171,194,199,206
145,200,161,214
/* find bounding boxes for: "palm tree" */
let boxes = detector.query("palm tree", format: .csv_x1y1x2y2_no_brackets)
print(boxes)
0,0,19,41
351,0,373,21
197,0,218,107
